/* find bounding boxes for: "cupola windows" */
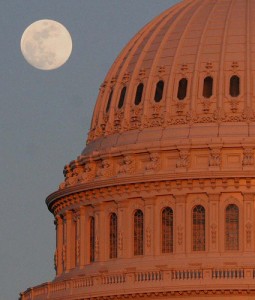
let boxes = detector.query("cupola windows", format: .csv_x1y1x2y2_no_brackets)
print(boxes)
118,87,126,109
203,76,213,98
177,78,188,100
192,205,205,251
154,80,164,102
134,209,144,256
135,83,144,105
106,90,113,113
229,75,240,97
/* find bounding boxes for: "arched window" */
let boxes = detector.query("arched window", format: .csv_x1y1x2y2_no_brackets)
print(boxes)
135,83,144,105
203,76,213,98
225,204,239,250
118,87,126,109
154,80,164,102
162,207,173,253
90,217,95,262
134,210,143,256
230,75,240,97
109,213,118,259
106,90,113,113
192,205,205,251
177,78,188,100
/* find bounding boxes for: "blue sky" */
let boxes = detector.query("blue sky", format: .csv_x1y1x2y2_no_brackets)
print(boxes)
0,1,179,299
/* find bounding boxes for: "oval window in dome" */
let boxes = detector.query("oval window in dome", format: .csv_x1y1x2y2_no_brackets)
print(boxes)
230,75,240,97
177,78,188,100
134,83,144,105
154,80,164,102
106,90,113,113
118,86,126,109
203,76,213,98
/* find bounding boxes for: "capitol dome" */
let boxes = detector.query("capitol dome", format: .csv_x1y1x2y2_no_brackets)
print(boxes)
21,0,255,299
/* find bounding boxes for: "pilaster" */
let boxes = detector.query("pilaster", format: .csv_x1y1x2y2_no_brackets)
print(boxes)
243,193,254,252
208,193,220,253
144,197,155,256
175,195,186,254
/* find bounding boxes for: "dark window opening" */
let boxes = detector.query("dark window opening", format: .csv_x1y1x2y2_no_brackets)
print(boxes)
106,90,113,113
135,83,144,105
154,80,164,102
192,205,205,251
118,87,126,109
225,204,239,250
162,207,173,253
230,75,240,97
134,210,143,256
203,76,213,98
109,213,118,259
177,78,188,100
90,217,95,262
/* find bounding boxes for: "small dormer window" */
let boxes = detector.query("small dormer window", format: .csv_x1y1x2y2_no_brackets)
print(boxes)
230,75,240,97
154,80,164,102
118,87,126,109
135,83,144,105
203,76,213,98
177,78,188,100
106,90,113,113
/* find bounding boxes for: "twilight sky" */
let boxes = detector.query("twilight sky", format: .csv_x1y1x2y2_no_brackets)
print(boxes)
0,1,179,299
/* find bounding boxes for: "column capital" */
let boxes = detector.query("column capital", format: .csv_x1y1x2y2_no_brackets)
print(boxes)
65,210,73,220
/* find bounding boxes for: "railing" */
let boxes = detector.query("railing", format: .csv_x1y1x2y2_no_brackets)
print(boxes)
20,267,255,300
102,274,126,284
171,270,202,280
212,269,244,279
135,271,163,282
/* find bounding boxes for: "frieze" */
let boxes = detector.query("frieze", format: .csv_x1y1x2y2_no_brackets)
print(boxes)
86,106,255,142
243,148,254,166
49,176,255,215
118,155,135,175
145,153,160,172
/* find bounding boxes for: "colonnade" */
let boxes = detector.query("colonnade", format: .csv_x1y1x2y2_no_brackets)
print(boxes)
54,192,255,276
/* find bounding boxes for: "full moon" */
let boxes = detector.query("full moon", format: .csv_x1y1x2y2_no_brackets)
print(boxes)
20,19,72,70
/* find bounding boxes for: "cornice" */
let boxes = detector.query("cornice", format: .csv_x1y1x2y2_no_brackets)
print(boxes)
46,172,255,215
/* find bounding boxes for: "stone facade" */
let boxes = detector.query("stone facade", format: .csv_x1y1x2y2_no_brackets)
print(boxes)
20,0,255,299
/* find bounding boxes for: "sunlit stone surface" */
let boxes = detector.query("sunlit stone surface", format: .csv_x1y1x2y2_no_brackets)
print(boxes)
21,0,255,299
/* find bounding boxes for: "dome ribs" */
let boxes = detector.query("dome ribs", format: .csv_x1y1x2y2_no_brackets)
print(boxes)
165,0,205,115
245,0,251,110
218,0,235,110
190,0,218,112
144,0,198,117
124,8,178,127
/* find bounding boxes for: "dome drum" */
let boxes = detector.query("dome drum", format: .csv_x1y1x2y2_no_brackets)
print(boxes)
21,0,255,299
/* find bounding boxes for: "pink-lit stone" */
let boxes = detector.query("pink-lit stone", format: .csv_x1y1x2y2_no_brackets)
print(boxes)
21,0,255,299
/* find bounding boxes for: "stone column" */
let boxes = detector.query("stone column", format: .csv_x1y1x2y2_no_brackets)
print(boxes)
95,203,106,262
153,198,161,256
55,215,63,276
74,211,80,268
208,193,220,253
65,210,73,272
117,200,129,259
79,206,86,268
